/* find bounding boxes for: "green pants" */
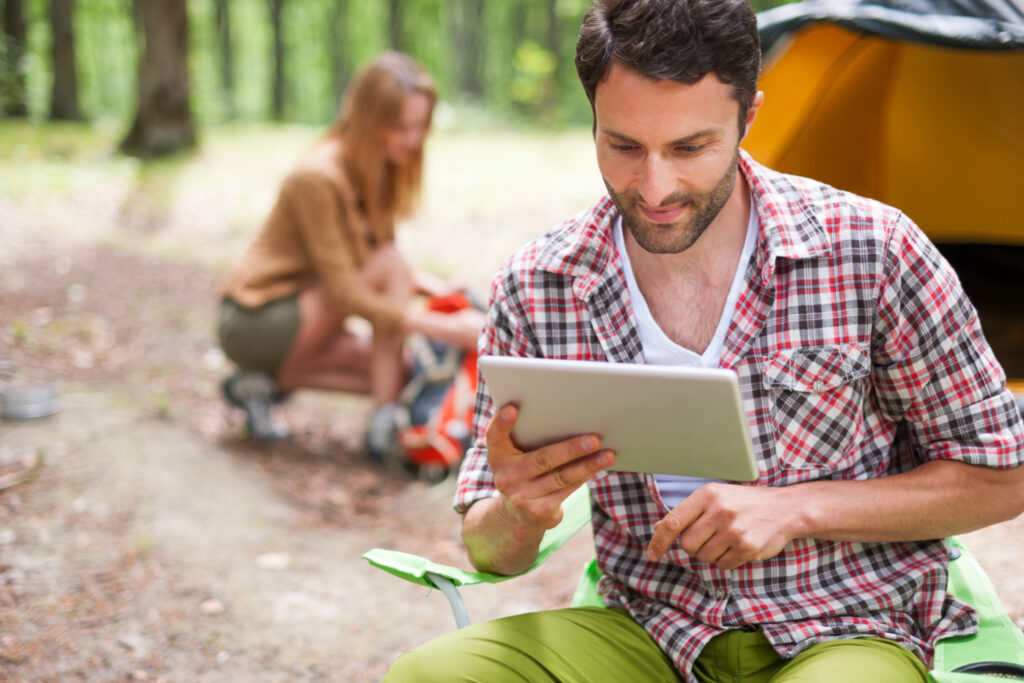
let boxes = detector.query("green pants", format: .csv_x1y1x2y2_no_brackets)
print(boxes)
385,607,928,683
217,294,300,374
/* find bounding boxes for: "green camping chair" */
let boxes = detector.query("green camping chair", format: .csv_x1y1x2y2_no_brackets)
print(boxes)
363,486,1024,681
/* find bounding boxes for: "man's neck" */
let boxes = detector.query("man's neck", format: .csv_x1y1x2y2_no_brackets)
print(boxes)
621,174,752,354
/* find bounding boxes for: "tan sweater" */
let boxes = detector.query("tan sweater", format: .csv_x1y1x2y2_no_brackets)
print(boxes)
221,136,404,333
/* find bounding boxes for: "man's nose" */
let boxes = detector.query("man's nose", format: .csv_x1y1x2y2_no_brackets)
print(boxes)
638,154,674,207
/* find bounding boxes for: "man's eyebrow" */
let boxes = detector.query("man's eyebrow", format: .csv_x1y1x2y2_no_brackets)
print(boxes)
601,128,718,146
601,129,641,145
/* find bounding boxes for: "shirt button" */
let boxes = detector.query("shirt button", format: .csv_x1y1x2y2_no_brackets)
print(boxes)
713,589,725,600
813,380,824,391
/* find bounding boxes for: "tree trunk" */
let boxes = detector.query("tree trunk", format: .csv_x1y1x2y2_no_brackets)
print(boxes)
544,0,560,115
329,0,348,110
119,0,195,157
451,0,483,99
545,0,560,86
387,0,402,51
49,0,81,120
214,0,235,119
510,1,526,67
268,0,284,120
2,0,28,117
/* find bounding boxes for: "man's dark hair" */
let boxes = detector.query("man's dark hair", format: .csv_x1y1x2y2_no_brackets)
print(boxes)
576,0,761,132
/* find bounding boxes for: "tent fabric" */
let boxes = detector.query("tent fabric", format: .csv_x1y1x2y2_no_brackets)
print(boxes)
745,2,1024,247
759,0,1024,52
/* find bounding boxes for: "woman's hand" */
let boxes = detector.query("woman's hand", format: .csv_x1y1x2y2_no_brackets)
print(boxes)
404,307,486,352
412,269,459,299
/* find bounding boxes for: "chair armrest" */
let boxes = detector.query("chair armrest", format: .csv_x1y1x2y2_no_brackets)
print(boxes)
362,547,506,589
362,485,594,588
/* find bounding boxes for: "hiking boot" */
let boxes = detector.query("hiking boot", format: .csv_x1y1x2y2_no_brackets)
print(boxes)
222,371,291,441
364,402,404,463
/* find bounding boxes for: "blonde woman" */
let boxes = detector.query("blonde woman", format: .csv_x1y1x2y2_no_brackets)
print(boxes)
218,52,482,441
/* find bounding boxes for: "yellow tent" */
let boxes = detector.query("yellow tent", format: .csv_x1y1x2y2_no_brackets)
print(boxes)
745,0,1024,246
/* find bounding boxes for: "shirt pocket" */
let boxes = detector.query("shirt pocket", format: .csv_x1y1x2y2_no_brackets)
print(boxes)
762,343,871,473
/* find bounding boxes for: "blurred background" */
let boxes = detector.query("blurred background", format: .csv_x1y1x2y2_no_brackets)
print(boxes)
1,1,1022,680
3,0,792,132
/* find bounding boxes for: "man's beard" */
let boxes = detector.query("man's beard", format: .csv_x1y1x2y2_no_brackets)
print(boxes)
605,151,739,255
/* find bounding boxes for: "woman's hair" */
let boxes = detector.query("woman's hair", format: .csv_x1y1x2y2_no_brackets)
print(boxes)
576,0,760,135
331,51,436,240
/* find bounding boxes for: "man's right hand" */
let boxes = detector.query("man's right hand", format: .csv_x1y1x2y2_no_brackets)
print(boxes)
460,403,614,575
486,403,614,531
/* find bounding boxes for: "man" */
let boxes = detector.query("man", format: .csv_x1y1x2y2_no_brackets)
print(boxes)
386,0,1024,680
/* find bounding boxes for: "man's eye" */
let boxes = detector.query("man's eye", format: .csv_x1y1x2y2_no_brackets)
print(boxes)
675,145,702,154
611,143,638,153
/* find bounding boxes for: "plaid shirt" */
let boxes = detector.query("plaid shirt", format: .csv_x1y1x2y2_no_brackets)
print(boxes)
455,151,1024,681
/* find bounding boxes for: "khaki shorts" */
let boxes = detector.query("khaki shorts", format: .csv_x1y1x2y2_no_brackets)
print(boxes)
218,294,300,374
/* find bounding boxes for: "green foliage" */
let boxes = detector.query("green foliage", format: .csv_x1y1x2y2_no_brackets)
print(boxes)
284,0,335,123
5,0,798,129
510,40,556,109
77,0,136,122
21,0,51,117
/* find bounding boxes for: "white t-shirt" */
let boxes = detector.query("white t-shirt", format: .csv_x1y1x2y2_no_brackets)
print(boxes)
612,204,758,508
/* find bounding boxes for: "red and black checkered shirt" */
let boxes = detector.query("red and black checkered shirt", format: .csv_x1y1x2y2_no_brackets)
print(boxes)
455,151,1024,681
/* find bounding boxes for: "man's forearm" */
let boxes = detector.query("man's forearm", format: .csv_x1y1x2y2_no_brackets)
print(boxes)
461,496,549,575
648,458,1024,567
795,459,1024,543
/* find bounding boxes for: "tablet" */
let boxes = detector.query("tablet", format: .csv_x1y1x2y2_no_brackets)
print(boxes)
478,356,758,481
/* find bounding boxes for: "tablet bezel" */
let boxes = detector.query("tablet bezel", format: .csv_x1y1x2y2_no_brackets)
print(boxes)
478,356,758,481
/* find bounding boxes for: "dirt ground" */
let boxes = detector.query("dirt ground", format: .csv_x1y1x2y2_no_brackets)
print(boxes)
0,221,603,683
1,126,1022,682
0,127,615,682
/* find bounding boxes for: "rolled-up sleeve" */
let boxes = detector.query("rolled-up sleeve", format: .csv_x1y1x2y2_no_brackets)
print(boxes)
871,214,1024,468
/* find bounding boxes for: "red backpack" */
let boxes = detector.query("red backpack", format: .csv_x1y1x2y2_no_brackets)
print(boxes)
392,292,480,480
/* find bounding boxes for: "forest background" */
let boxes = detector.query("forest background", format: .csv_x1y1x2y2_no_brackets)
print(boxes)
2,0,793,143
3,1,1022,681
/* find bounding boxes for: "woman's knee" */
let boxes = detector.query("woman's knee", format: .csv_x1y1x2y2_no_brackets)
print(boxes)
362,245,414,299
288,287,347,352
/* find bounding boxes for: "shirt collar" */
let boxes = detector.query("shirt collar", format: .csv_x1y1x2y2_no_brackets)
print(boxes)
740,150,832,284
532,196,621,302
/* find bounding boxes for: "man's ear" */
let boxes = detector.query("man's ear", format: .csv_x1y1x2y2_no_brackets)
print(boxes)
741,91,764,142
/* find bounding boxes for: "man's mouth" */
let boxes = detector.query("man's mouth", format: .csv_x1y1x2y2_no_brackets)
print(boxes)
638,203,686,224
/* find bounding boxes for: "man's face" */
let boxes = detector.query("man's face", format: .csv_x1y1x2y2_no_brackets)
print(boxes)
594,64,756,254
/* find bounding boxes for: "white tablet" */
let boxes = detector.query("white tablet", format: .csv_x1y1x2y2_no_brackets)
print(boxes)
478,356,758,481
